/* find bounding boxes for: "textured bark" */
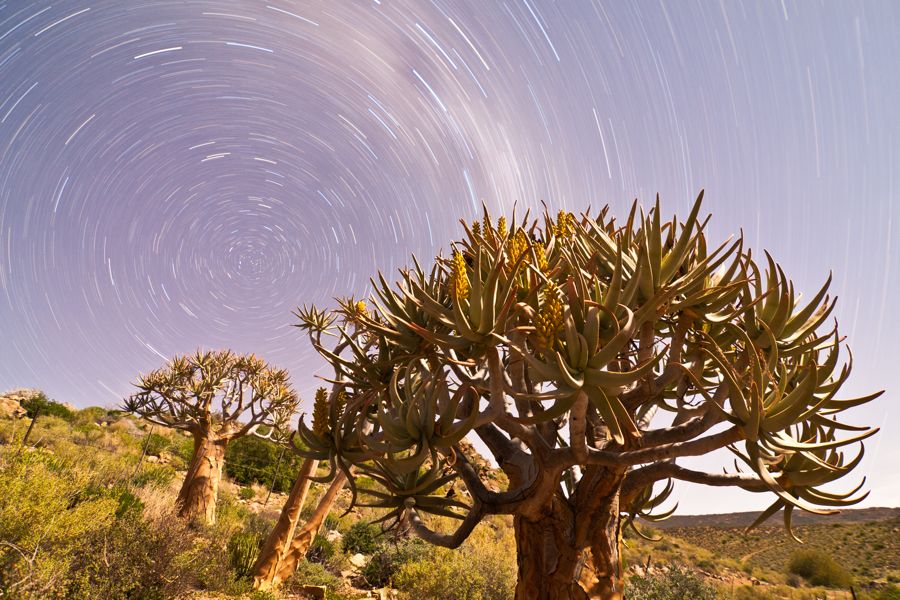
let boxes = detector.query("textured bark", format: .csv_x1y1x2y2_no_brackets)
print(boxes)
270,470,348,587
177,434,227,525
514,491,623,599
252,458,319,591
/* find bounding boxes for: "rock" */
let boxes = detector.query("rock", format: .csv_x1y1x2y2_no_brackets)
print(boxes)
324,529,343,544
145,455,159,463
349,553,368,568
0,397,26,419
297,585,326,599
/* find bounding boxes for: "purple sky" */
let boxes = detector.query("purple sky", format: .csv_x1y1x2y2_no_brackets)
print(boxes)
0,1,896,514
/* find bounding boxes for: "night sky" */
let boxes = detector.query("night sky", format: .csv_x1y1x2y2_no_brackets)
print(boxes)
0,1,896,513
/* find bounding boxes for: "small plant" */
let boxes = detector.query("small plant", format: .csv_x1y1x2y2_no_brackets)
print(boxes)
342,521,380,555
21,391,73,421
307,534,338,564
228,531,262,579
239,486,255,501
363,537,429,587
788,549,853,588
626,565,717,600
142,432,169,456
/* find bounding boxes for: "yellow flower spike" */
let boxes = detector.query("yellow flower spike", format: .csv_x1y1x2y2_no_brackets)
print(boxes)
497,216,508,237
451,250,470,301
312,387,329,436
554,211,576,238
355,300,368,319
471,221,481,236
335,390,347,417
508,230,528,263
534,281,564,351
533,241,549,273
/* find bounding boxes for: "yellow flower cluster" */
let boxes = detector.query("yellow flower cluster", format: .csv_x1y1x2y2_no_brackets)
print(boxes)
451,250,469,301
354,300,368,319
533,241,549,273
312,386,329,436
534,281,564,351
507,230,528,263
471,220,481,235
497,216,508,237
554,210,576,238
335,390,347,417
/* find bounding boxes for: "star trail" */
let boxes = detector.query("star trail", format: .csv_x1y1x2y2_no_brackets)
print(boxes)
0,1,897,512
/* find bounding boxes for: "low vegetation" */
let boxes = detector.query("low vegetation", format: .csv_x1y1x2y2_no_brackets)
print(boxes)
1,395,895,600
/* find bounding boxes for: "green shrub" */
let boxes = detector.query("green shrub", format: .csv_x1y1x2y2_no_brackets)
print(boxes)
142,432,170,456
307,534,338,564
626,566,717,600
788,549,853,588
21,392,73,421
66,504,198,599
287,559,344,596
239,486,256,500
874,585,900,600
228,531,262,579
132,463,176,488
72,406,110,426
363,537,429,587
224,436,304,492
395,522,515,600
343,521,381,554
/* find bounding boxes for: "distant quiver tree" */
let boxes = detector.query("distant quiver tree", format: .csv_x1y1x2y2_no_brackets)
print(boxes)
124,350,299,525
293,193,881,599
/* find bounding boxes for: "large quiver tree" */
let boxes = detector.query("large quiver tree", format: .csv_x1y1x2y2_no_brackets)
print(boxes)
124,349,299,525
294,193,881,599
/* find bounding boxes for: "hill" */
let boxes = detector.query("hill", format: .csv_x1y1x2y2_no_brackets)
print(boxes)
644,506,900,530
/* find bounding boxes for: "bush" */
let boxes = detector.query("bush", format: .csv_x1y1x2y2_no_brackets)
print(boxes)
239,486,256,500
875,585,900,600
224,436,305,493
307,534,338,564
627,566,717,600
228,531,262,579
141,432,170,456
363,537,429,587
395,522,515,600
21,392,73,421
788,549,853,588
343,521,381,555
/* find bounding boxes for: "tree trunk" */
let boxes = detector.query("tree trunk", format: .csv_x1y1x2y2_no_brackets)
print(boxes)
514,494,623,600
270,470,348,587
252,458,318,591
177,433,227,525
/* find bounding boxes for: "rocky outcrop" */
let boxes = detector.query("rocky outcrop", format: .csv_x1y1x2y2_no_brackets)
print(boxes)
0,396,26,419
0,388,37,419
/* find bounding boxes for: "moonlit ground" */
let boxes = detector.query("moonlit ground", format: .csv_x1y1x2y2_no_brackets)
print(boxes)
0,1,896,514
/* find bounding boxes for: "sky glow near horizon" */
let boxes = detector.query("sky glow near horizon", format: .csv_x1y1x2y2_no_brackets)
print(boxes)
0,1,897,515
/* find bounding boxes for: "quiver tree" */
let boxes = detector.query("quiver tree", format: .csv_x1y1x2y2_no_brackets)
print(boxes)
293,193,881,600
124,350,299,525
251,386,350,591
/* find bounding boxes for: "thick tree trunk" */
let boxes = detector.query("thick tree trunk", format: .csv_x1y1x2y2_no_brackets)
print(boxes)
252,458,318,591
177,433,227,525
270,470,348,587
514,493,623,600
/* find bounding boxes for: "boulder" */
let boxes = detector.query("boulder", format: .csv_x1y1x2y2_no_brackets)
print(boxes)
297,585,326,599
0,396,26,419
349,553,369,568
324,529,343,544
